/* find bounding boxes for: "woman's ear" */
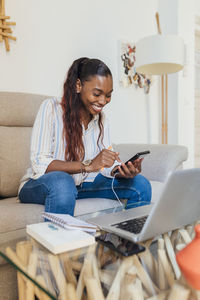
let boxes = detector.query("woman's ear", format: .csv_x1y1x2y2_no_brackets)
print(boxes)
76,79,82,94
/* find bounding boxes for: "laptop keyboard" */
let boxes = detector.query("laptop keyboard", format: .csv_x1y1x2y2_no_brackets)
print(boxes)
112,215,148,234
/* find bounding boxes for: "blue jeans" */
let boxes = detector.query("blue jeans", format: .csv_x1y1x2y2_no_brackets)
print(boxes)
19,172,152,216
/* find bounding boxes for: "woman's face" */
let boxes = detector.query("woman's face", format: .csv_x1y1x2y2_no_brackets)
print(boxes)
77,75,113,116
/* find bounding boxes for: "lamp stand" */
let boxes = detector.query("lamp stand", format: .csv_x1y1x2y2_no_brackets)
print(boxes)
156,12,168,144
161,74,168,144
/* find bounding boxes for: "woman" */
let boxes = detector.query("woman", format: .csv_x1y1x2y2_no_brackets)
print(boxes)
19,57,151,215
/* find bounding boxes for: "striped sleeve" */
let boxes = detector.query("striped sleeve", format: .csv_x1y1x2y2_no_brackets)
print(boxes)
30,99,55,178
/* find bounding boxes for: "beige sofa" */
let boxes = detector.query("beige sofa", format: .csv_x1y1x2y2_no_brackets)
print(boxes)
0,92,188,299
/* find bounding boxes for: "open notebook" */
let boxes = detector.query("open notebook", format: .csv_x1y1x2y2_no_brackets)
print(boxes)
42,212,98,233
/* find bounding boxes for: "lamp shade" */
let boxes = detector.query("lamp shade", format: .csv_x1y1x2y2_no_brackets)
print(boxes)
135,34,184,75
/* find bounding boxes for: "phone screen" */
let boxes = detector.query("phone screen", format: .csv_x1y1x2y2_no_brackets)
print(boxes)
95,232,145,257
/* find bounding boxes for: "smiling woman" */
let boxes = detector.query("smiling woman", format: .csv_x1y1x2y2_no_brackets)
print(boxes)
77,75,113,115
18,57,151,215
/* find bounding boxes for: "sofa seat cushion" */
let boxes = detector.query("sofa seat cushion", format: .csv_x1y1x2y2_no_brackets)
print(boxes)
0,180,163,235
0,197,122,234
0,127,32,198
0,198,44,234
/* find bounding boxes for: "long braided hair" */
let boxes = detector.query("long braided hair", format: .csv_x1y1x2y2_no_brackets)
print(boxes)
61,57,112,162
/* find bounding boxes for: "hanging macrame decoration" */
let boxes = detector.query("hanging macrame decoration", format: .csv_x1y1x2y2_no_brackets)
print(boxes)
119,41,152,94
0,0,16,51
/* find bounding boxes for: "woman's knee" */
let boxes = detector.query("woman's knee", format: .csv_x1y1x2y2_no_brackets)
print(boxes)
43,171,77,195
121,174,151,202
123,175,151,209
133,174,152,202
43,171,77,214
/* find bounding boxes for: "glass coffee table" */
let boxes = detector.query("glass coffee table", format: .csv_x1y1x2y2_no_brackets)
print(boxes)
0,216,199,300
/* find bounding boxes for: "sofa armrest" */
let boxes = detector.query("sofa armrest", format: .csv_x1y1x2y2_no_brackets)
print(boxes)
113,143,188,182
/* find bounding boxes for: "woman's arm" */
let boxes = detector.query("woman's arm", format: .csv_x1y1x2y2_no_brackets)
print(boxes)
46,160,83,174
99,116,121,177
30,99,56,177
46,148,120,174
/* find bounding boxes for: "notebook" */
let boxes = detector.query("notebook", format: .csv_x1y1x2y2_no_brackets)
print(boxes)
42,212,98,233
26,222,95,254
87,169,200,242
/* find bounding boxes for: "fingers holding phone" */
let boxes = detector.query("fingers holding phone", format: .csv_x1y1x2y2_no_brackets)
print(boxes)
115,161,140,179
132,157,143,173
112,150,150,177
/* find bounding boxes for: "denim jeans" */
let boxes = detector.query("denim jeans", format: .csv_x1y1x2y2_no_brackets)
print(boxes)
19,171,152,216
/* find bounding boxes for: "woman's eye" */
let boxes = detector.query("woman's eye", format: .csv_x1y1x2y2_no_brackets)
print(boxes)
94,93,100,97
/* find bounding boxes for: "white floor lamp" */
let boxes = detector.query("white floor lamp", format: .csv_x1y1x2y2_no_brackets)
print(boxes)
135,13,184,144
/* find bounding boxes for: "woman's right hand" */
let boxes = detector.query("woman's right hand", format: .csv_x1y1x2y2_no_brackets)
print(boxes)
88,149,121,172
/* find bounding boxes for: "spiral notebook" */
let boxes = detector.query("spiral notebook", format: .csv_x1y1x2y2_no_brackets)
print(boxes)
42,212,98,233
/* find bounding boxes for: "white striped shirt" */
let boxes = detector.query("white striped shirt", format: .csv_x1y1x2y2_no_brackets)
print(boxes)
19,97,119,192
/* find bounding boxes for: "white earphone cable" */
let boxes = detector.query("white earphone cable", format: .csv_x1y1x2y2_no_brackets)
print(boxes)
111,174,124,209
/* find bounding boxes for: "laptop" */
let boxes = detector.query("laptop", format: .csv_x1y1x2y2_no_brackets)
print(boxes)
87,168,200,242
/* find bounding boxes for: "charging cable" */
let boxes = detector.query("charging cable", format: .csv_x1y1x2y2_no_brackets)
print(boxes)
111,174,124,210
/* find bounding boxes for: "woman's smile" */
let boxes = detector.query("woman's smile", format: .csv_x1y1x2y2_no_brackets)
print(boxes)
91,104,103,113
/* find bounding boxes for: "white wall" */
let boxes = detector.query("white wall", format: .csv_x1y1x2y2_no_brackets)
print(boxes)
158,0,195,168
158,0,179,145
0,0,159,145
195,0,200,12
178,0,195,168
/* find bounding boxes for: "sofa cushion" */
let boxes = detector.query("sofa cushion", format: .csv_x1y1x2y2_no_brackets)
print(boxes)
0,92,49,198
0,180,163,234
113,143,188,182
0,197,122,234
0,92,48,127
0,127,32,197
0,198,44,234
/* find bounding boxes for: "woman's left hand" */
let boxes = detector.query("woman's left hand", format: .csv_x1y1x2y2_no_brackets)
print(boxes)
111,158,143,179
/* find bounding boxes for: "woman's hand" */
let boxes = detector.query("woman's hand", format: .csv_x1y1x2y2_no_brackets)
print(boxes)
88,149,121,172
111,158,143,179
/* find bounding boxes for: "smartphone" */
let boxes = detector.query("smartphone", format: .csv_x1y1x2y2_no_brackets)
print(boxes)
125,150,150,164
95,232,145,257
113,150,150,175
